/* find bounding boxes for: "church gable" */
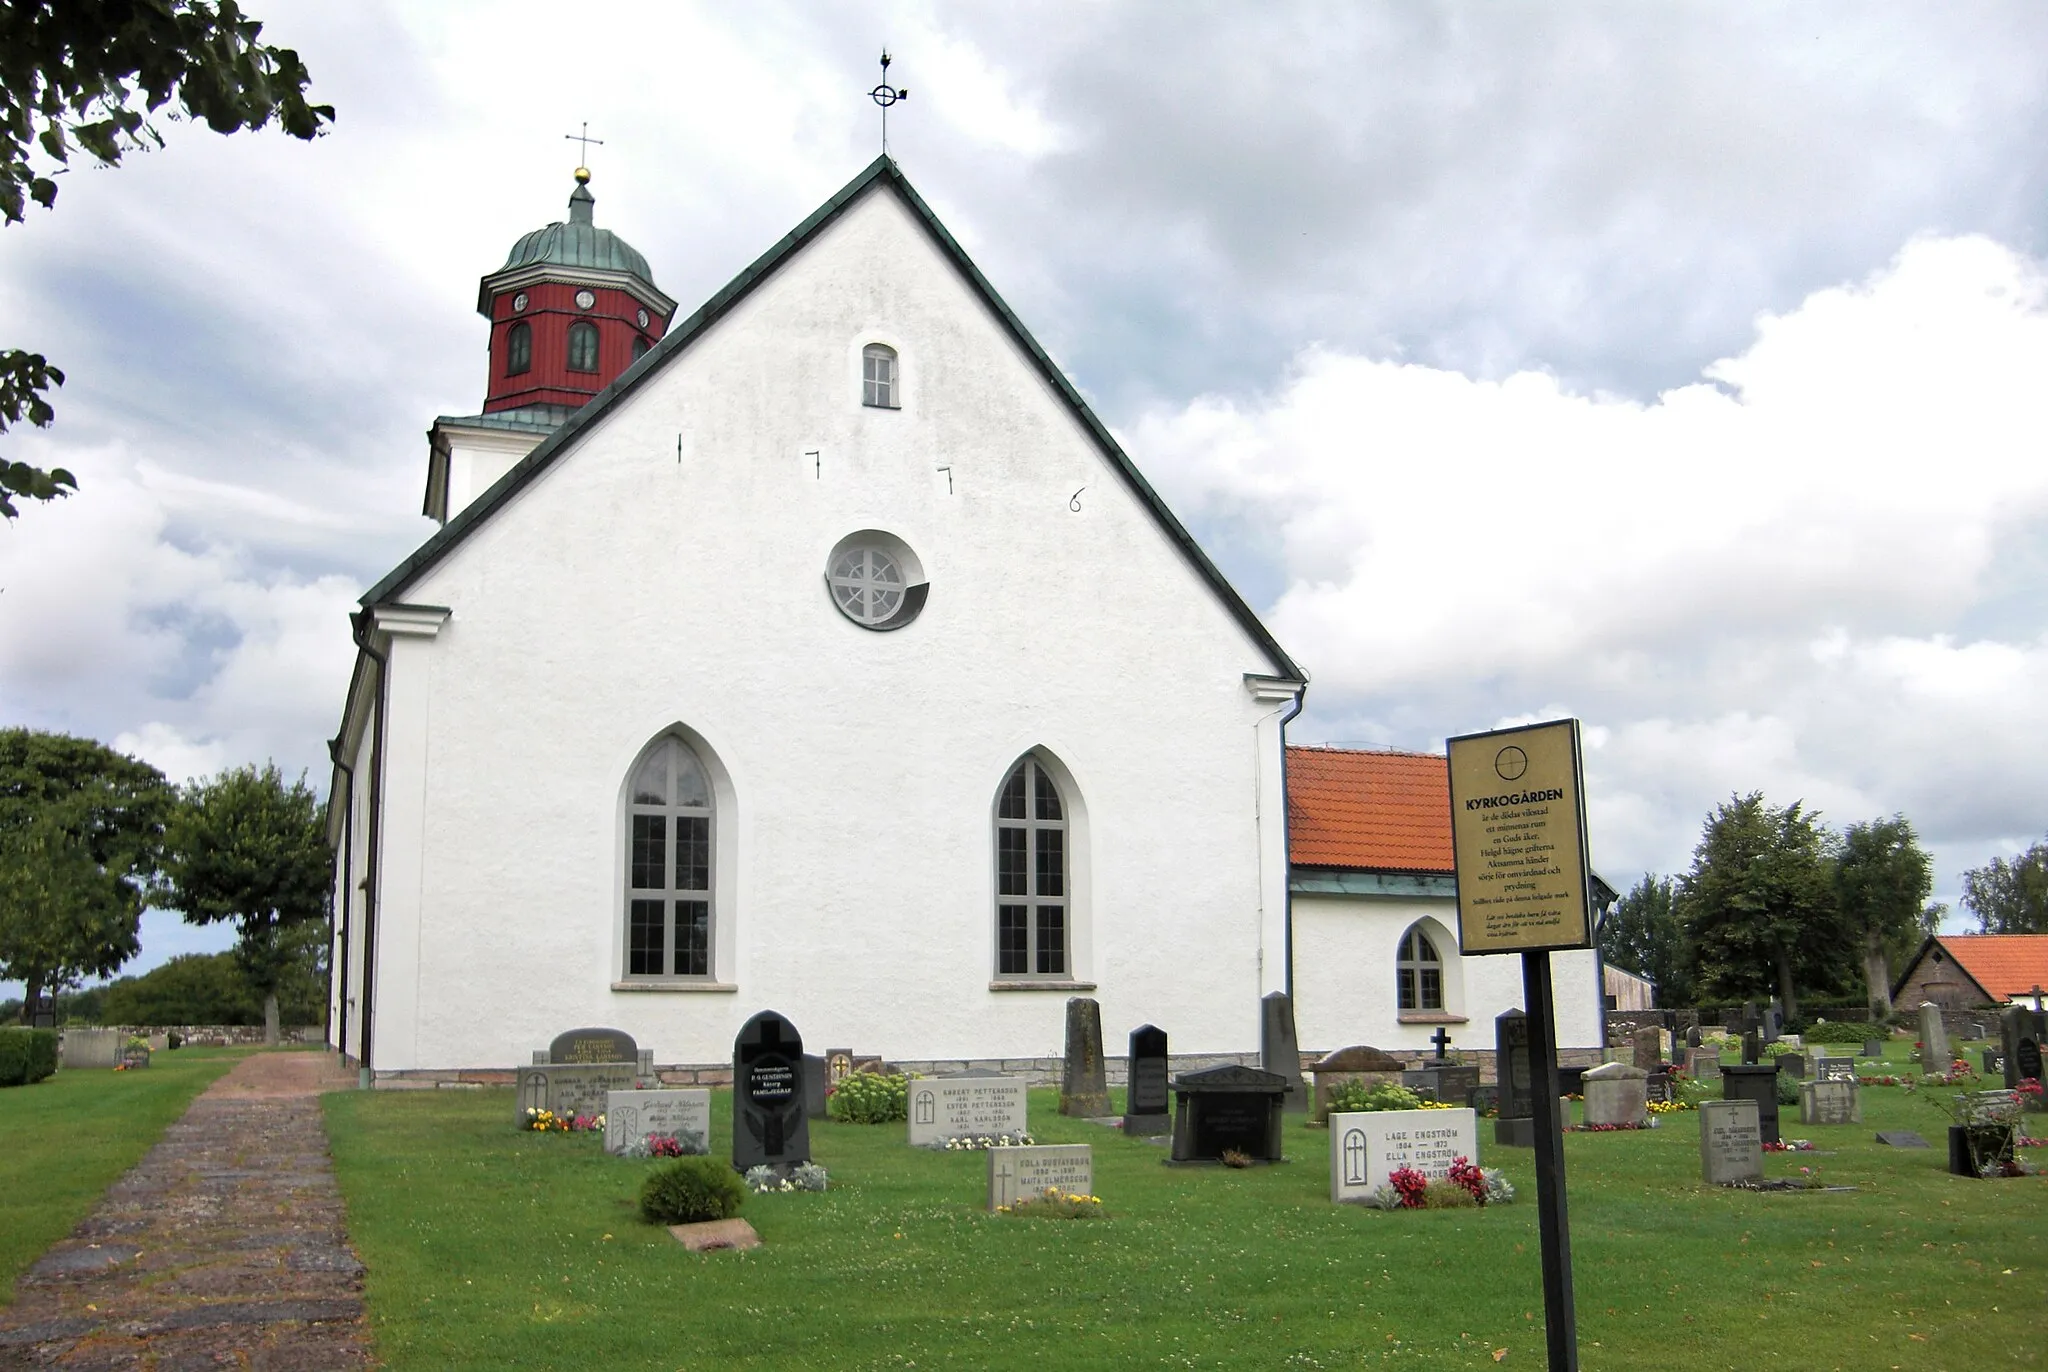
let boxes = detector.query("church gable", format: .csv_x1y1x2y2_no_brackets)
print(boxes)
364,157,1299,682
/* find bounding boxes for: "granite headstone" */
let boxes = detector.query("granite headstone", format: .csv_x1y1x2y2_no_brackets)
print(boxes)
2000,1004,2044,1090
1581,1061,1649,1127
1918,1002,1949,1075
1260,991,1308,1112
1059,997,1111,1117
1329,1108,1479,1203
1309,1045,1406,1122
549,1027,637,1065
1633,1026,1664,1071
604,1089,710,1155
1720,1063,1782,1145
907,1075,1029,1147
516,1064,636,1123
1123,1025,1171,1136
733,1010,810,1172
1798,1079,1860,1126
1698,1098,1763,1186
987,1144,1092,1211
1495,1008,1535,1148
1169,1064,1287,1163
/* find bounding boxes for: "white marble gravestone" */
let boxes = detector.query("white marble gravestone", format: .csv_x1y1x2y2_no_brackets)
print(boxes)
986,1144,1093,1210
1328,1108,1479,1203
604,1089,711,1155
1798,1079,1861,1126
1699,1098,1763,1185
907,1076,1028,1147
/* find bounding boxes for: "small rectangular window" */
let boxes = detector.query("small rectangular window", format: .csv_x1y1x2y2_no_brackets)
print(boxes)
863,345,898,408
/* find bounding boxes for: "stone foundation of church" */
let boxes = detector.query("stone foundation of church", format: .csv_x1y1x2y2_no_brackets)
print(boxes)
358,1046,1603,1089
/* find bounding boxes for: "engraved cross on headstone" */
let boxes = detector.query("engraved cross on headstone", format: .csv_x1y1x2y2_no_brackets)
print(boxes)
1430,1026,1452,1060
992,1156,1016,1208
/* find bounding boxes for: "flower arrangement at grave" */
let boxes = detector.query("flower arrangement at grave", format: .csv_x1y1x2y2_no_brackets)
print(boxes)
1365,1157,1512,1210
1646,1097,1694,1115
522,1107,604,1133
824,1070,910,1124
939,1132,1034,1151
1858,1073,1907,1087
2016,1079,2045,1114
620,1131,708,1158
1921,1060,1979,1087
1568,1119,1654,1132
1761,1138,1815,1152
1325,1080,1449,1114
996,1185,1104,1219
744,1162,829,1193
1927,1087,2031,1177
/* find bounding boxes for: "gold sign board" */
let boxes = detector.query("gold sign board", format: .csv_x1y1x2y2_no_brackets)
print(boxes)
1447,718,1593,955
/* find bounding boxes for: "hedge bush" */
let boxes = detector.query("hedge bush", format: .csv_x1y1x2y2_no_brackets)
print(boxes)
639,1156,747,1225
1327,1080,1425,1114
1801,1020,1881,1044
826,1070,909,1124
0,1028,59,1087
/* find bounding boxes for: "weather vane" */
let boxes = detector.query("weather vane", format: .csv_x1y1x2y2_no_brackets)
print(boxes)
564,121,604,177
870,51,908,155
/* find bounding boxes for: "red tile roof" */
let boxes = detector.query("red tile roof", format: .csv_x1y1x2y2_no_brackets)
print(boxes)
1933,935,2048,1004
1287,746,1454,873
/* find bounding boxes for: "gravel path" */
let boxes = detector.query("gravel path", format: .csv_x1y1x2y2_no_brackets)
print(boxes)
0,1051,375,1370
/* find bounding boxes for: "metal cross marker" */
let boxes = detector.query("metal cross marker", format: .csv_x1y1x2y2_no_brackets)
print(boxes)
1430,1026,1452,1060
564,121,604,171
870,51,909,154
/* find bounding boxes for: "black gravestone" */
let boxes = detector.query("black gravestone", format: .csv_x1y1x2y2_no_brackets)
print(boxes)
1779,1053,1806,1080
1403,1063,1481,1106
1495,1008,1534,1147
1862,1039,1885,1059
1720,1064,1782,1145
1686,1026,1702,1050
550,1027,637,1065
1982,1048,2005,1077
803,1053,828,1121
1741,1030,1762,1065
1874,1129,1929,1148
1124,1024,1170,1136
2000,1005,2044,1090
28,993,54,1029
1059,997,1112,1117
1645,1071,1672,1104
1169,1064,1287,1162
1556,1065,1588,1099
733,1010,810,1173
1259,992,1308,1112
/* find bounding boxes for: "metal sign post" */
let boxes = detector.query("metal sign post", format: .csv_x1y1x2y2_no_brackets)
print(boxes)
1446,717,1594,1372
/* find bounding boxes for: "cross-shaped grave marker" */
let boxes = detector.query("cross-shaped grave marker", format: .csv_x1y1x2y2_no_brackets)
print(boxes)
1430,1026,1453,1060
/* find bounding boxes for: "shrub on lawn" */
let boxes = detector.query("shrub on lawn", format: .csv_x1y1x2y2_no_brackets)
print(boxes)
639,1156,747,1225
1800,1020,1877,1044
826,1070,908,1124
1327,1080,1426,1114
1775,1071,1801,1106
0,1028,58,1087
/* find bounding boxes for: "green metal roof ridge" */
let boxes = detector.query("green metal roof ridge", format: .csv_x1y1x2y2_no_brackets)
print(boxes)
363,157,1306,682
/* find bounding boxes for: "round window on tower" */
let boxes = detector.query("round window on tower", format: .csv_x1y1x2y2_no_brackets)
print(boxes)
636,308,650,329
575,289,596,311
824,530,927,632
512,291,529,314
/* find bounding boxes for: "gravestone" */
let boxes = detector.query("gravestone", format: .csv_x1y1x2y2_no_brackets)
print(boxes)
1778,1052,1806,1080
59,1028,121,1070
1581,1062,1649,1127
1633,1026,1664,1071
549,1026,637,1065
1875,1130,1929,1148
1124,1025,1171,1136
1761,1005,1782,1043
604,1089,710,1155
1815,1056,1859,1083
1329,1108,1480,1203
1059,998,1111,1117
1685,1047,1722,1082
1720,1064,1782,1145
1168,1064,1287,1163
1918,1002,1949,1075
1403,1063,1480,1107
1309,1045,1406,1122
1495,1009,1535,1148
1259,991,1308,1112
1981,1048,2005,1077
907,1075,1029,1147
1556,1065,1589,1099
825,1049,854,1086
1698,1099,1763,1186
1686,1025,1703,1050
1798,1079,1860,1126
733,1010,810,1173
1741,1030,1761,1065
802,1054,828,1120
515,1063,636,1123
2000,1004,2044,1090
1966,1021,1986,1042
1862,1038,1885,1059
1645,1071,1671,1105
28,993,54,1029
986,1144,1093,1210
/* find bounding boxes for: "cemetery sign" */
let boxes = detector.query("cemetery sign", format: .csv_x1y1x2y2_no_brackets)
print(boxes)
1447,718,1593,953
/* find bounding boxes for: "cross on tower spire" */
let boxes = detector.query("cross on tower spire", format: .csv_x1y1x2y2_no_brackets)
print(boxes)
564,121,605,177
870,51,909,155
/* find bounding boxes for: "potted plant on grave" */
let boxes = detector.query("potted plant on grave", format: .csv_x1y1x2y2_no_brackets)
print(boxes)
119,1035,151,1069
1929,1087,2022,1177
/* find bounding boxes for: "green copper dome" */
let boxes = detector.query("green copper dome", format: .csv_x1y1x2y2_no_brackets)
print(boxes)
498,172,655,284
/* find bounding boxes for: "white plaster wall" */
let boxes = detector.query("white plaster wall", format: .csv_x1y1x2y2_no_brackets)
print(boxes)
368,186,1293,1070
335,721,374,1062
1293,892,1603,1054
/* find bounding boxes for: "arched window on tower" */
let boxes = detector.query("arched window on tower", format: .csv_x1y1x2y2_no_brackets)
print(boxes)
862,343,898,408
623,737,714,979
1397,924,1444,1012
632,335,650,362
568,320,600,373
506,321,532,376
995,757,1066,978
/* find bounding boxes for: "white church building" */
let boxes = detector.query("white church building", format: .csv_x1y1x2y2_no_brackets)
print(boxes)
326,157,1602,1081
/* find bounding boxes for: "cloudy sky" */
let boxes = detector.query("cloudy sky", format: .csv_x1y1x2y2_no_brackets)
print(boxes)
5,3,2048,984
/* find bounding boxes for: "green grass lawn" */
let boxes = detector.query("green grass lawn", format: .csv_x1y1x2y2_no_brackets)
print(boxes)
323,1043,2045,1371
0,1045,250,1304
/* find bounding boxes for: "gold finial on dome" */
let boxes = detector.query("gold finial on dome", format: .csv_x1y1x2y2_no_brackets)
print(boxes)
574,166,591,185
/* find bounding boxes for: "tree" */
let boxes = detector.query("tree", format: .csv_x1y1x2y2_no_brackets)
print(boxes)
0,0,333,516
159,763,330,1044
1675,793,1847,1020
1961,836,2048,934
1833,816,1933,1019
0,729,171,1020
1599,873,1694,1005
100,950,259,1025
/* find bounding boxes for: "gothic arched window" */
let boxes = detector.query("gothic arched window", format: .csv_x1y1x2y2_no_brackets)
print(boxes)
568,320,600,373
1397,924,1444,1012
995,757,1066,978
623,737,713,979
506,321,532,376
862,343,898,408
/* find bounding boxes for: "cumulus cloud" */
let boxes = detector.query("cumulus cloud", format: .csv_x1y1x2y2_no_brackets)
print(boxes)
1131,235,2048,897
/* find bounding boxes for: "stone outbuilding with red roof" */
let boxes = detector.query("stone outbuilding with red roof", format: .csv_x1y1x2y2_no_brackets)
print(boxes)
1892,934,2048,1010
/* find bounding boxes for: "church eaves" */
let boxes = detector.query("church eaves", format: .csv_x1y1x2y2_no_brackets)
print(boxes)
362,156,1305,684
